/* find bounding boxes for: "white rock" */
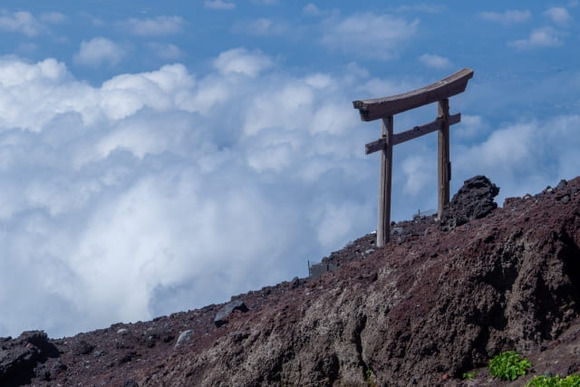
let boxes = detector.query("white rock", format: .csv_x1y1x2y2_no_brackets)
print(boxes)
174,329,193,348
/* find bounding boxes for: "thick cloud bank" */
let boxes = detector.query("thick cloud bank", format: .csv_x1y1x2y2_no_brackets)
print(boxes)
0,51,578,338
0,52,378,337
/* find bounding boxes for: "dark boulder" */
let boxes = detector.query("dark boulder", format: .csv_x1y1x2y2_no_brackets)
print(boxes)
0,330,60,385
72,339,96,356
439,175,499,231
214,300,249,327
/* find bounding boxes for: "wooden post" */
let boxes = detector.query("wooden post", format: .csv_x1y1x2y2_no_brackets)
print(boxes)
377,116,393,247
437,98,450,220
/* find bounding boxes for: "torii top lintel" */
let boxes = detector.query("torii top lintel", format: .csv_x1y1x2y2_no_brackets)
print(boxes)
352,68,474,121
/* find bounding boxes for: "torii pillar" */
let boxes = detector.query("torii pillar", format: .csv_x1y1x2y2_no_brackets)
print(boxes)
353,68,474,247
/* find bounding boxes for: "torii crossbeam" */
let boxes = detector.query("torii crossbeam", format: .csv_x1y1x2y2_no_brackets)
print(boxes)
353,68,474,247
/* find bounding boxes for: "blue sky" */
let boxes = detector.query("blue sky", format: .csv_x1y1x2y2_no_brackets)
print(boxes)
0,1,578,338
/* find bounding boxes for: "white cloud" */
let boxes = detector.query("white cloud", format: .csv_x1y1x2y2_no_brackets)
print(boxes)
508,27,563,49
40,12,66,24
304,73,334,89
419,53,452,69
98,64,196,120
0,58,83,131
454,116,580,202
253,0,279,4
0,10,45,36
232,18,289,36
242,83,315,136
74,37,125,67
395,4,445,13
397,3,447,14
0,53,378,338
548,115,580,178
453,115,486,140
402,154,434,195
358,77,417,100
124,16,184,36
320,13,419,60
544,7,572,25
81,12,105,27
204,0,236,10
303,3,323,16
148,42,183,60
213,47,273,77
468,123,535,166
480,10,532,25
313,201,368,248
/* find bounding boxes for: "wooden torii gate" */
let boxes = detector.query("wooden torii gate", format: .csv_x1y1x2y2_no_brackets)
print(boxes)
353,68,474,247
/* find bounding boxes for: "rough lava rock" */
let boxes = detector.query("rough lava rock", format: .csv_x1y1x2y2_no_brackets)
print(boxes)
0,331,60,386
214,300,249,327
439,175,499,231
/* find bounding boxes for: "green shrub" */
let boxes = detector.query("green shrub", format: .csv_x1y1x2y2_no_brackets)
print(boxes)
526,374,580,386
364,368,378,387
462,371,477,380
488,350,532,381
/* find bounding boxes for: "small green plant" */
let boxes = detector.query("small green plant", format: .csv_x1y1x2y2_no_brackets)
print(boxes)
462,371,477,380
365,368,378,387
526,374,580,386
488,350,532,381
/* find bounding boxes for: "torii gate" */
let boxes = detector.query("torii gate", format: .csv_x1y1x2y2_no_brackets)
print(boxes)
353,68,474,247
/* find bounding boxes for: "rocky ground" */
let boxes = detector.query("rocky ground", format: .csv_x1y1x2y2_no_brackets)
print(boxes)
1,175,579,386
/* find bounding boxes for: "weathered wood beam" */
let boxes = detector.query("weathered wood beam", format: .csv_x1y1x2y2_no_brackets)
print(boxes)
377,116,393,247
366,113,460,152
438,99,451,220
353,68,473,121
365,138,386,155
393,113,460,145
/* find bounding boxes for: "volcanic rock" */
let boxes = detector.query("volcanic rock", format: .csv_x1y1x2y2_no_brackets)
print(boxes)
439,175,499,231
72,339,95,356
214,300,249,327
0,331,59,385
174,330,193,348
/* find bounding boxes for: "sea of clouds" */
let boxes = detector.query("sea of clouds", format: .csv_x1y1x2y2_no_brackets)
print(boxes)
0,48,578,338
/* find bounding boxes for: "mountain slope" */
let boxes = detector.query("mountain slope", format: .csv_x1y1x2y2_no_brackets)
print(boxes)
2,176,579,386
